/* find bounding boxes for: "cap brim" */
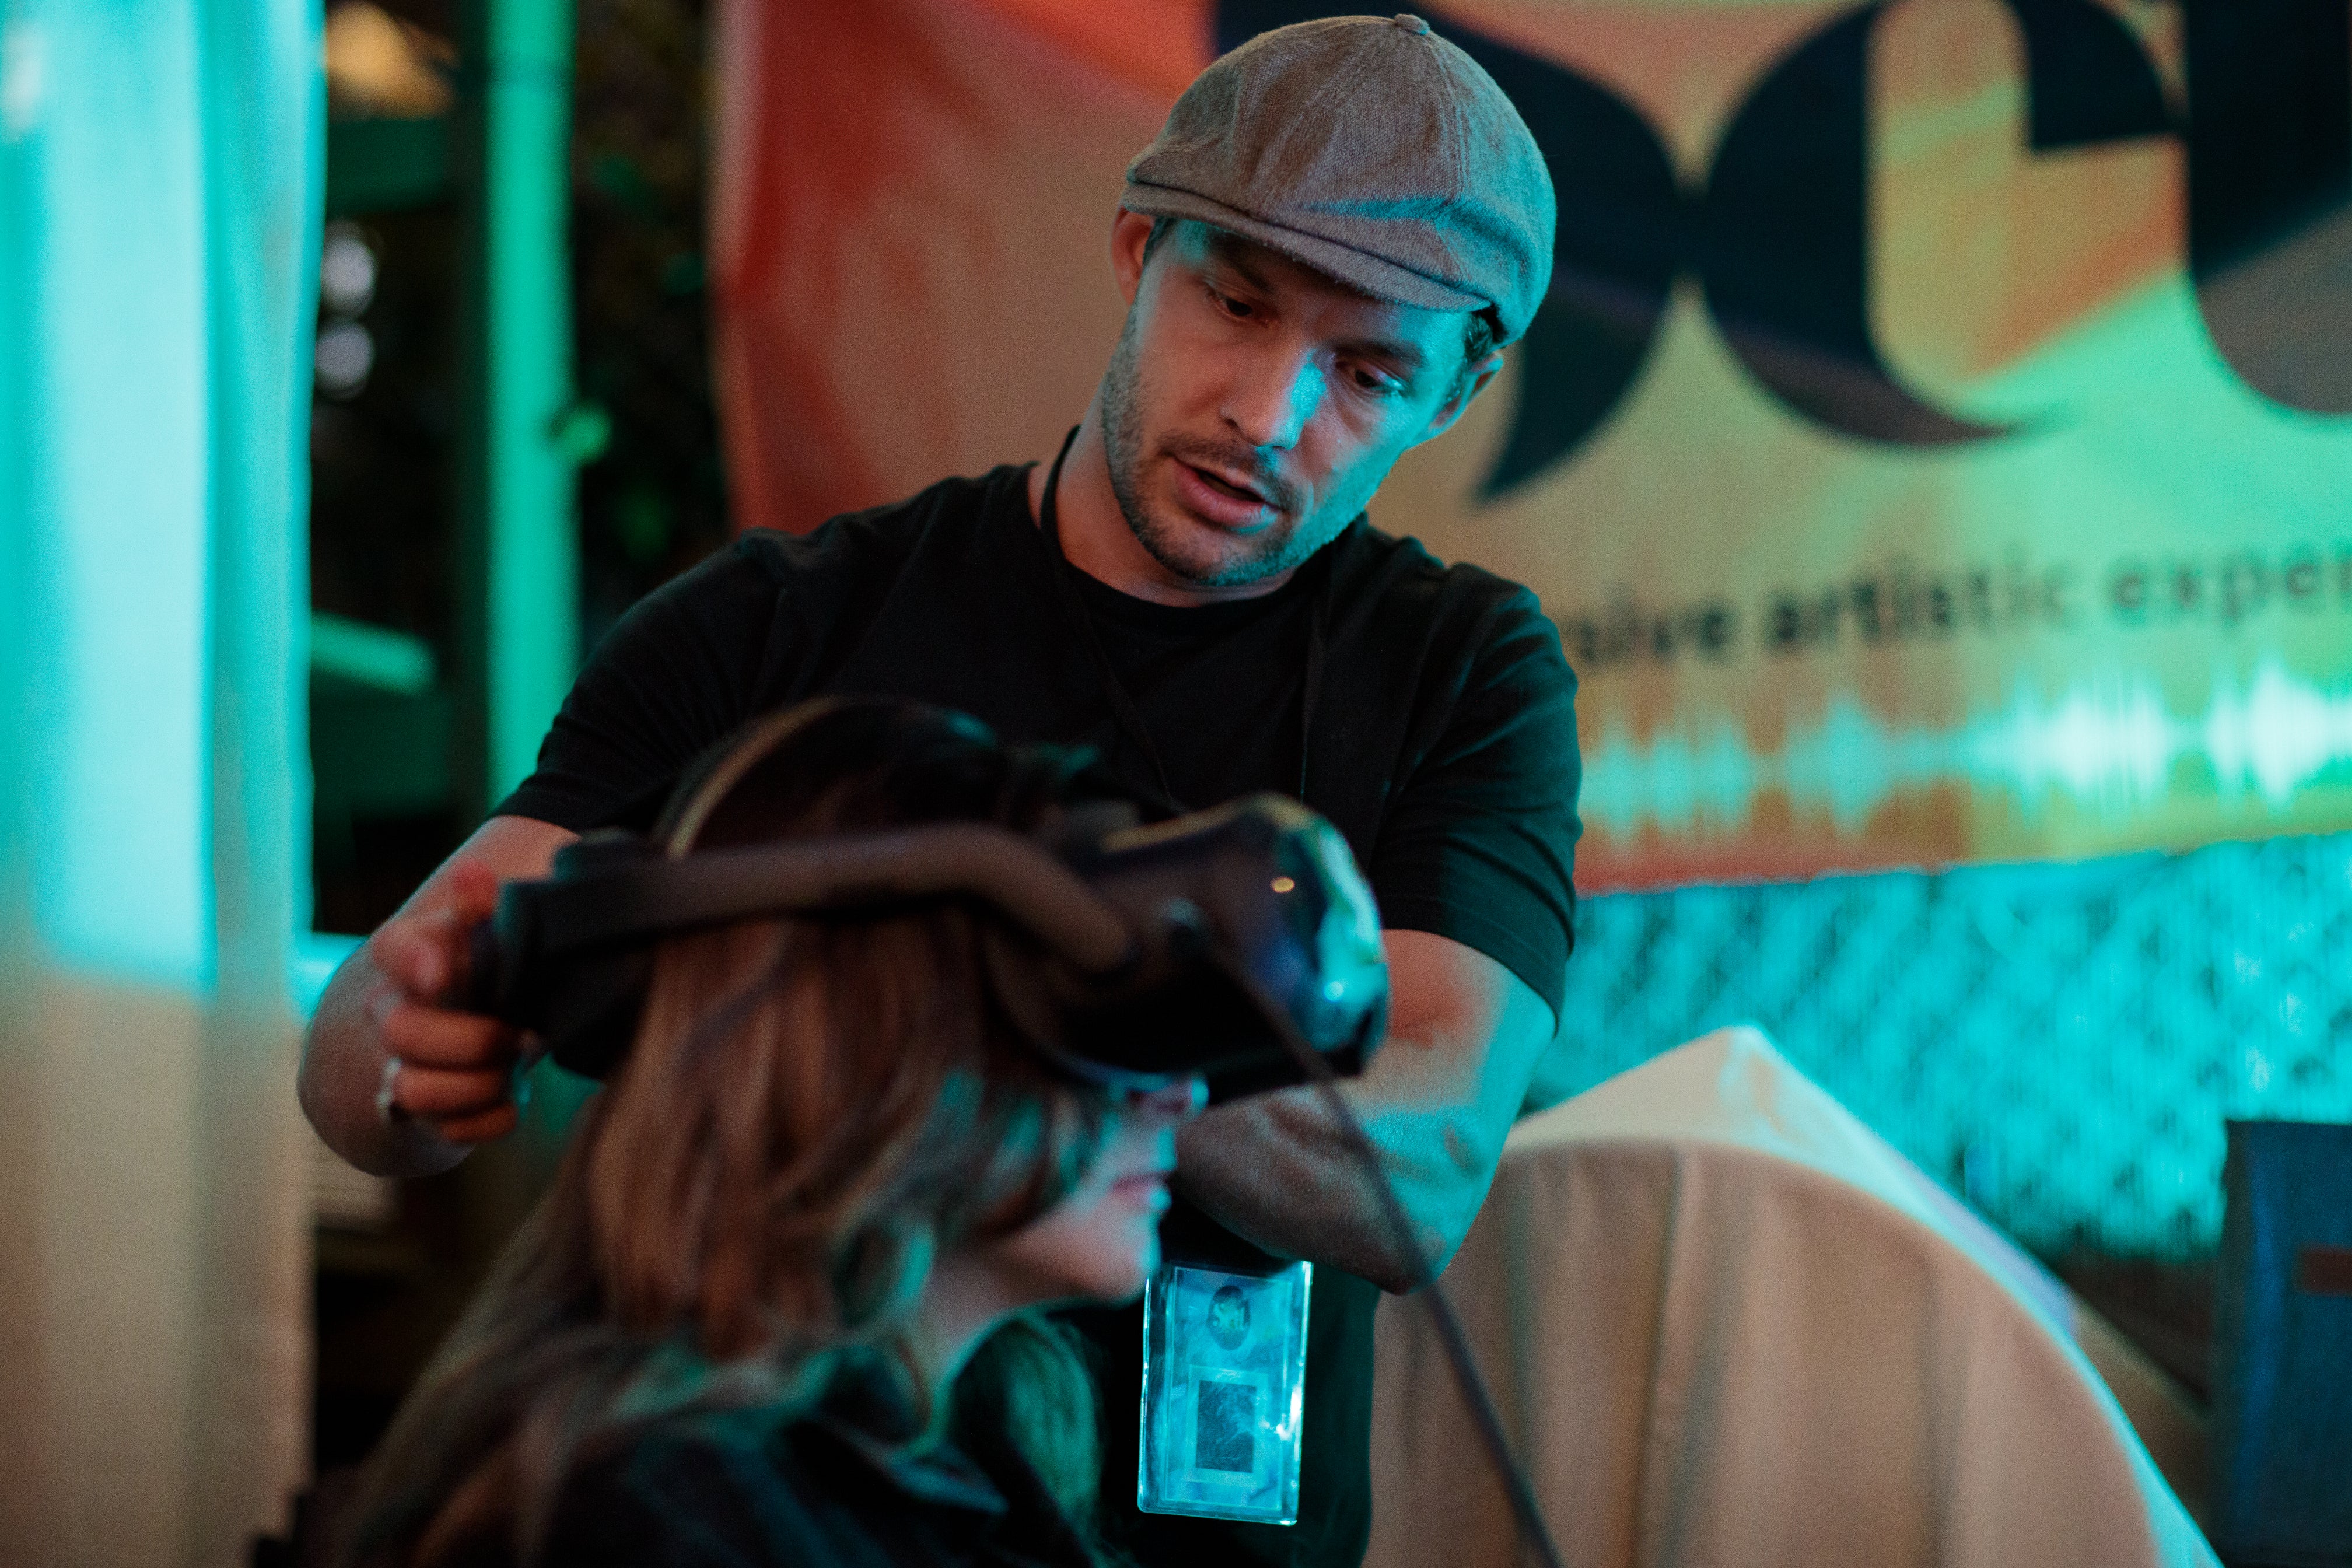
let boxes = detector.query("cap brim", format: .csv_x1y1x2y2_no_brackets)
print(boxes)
1122,183,1490,320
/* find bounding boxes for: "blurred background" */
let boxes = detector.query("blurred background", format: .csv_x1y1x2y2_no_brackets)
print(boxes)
2,0,2348,1561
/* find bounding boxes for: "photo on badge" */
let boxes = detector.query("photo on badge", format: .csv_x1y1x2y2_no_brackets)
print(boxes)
1138,1259,1312,1524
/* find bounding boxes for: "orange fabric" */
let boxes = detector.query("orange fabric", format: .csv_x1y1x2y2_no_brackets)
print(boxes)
711,0,1203,538
977,0,1215,100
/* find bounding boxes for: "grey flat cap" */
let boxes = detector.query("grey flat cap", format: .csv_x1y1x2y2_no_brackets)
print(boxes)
1124,14,1555,343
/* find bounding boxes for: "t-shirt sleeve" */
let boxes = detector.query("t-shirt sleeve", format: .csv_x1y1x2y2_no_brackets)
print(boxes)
495,541,779,832
1367,587,1581,1024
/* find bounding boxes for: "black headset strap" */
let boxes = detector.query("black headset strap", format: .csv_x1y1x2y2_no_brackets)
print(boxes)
1036,425,1332,810
504,824,1138,978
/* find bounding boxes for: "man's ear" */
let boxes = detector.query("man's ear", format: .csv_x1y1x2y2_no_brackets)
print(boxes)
1414,348,1507,446
1110,208,1156,307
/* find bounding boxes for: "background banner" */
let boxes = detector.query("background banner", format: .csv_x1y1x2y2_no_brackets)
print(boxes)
714,0,2352,890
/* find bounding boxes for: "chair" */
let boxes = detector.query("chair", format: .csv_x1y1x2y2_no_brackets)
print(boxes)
1366,1027,2213,1568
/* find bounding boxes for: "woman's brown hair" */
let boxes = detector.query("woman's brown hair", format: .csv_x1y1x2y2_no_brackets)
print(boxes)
340,699,1124,1567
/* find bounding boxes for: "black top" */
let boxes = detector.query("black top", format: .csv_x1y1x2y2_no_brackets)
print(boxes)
519,1388,1098,1568
499,463,1581,1567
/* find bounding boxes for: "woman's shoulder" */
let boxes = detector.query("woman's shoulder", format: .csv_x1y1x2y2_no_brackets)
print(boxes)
538,1407,799,1567
540,1399,1094,1568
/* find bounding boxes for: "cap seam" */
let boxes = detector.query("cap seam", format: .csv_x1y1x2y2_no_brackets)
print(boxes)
1319,38,1386,160
1443,40,1471,226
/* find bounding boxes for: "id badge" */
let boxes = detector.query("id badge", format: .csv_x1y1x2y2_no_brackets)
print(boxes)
1137,1255,1312,1525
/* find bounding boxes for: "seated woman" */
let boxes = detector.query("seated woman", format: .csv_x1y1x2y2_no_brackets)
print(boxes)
340,698,1203,1568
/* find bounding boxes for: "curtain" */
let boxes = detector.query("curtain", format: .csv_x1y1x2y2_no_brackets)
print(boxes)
709,0,1204,537
0,0,321,1562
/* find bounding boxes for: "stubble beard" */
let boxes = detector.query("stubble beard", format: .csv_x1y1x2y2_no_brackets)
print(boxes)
1098,314,1349,590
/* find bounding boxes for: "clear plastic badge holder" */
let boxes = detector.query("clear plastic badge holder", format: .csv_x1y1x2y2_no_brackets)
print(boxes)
1138,1256,1312,1525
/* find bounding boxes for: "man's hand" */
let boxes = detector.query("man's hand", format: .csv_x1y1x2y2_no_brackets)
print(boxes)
370,860,524,1143
299,815,578,1178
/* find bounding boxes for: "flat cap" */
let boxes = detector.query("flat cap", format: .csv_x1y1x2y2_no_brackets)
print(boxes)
1124,14,1556,344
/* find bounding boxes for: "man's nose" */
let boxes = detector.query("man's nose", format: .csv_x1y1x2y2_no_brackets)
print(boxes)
1220,344,1320,453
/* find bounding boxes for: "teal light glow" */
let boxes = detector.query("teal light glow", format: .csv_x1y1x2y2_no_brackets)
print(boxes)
310,610,437,696
0,5,35,976
1583,661,2352,842
4,0,317,995
478,0,580,802
293,931,361,1016
18,0,214,988
1558,830,2352,1257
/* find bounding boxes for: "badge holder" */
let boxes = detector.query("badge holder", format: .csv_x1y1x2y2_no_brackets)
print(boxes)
1138,1252,1312,1525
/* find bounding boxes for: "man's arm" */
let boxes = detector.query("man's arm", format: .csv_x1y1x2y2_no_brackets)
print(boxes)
1172,928,1556,1294
299,814,579,1178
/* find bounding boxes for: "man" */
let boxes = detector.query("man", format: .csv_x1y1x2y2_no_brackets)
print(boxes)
302,15,1578,1567
1210,1284,1252,1351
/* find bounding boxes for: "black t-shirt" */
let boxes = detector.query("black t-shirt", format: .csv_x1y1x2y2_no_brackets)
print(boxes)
499,462,1581,1568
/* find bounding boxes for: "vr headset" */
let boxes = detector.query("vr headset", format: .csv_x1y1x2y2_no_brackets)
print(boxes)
464,791,1390,1101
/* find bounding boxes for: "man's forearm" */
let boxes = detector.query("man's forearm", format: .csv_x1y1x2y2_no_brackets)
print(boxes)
1173,1064,1496,1291
1171,930,1557,1293
299,947,471,1179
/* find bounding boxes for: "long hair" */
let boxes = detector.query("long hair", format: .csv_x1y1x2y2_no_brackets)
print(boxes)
341,699,1124,1567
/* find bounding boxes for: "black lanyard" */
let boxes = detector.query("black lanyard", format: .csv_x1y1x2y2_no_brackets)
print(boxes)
1036,427,1330,810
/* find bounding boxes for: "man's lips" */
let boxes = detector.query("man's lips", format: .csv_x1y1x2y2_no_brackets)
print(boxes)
1172,458,1281,529
1190,461,1267,504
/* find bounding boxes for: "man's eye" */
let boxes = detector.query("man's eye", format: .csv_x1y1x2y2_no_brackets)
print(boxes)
1348,364,1402,396
1209,287,1254,320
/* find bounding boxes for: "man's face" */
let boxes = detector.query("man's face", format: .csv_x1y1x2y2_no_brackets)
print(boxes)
1098,216,1499,590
